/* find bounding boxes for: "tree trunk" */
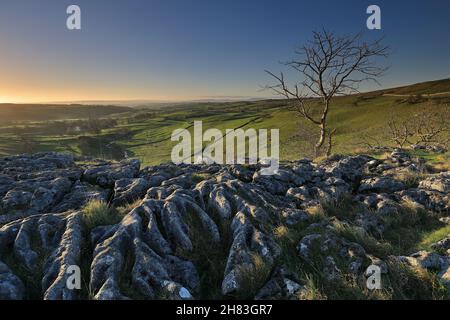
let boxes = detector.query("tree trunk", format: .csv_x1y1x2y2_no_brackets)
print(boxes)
314,100,330,156
315,123,326,150
326,128,337,157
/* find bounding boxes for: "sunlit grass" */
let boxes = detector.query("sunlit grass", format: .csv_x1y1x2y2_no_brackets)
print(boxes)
419,225,450,251
82,200,121,230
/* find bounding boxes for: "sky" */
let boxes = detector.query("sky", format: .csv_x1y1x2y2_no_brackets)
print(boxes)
0,0,449,103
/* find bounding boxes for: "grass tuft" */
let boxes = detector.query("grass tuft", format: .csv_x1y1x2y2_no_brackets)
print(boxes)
176,207,232,299
116,199,143,216
383,258,449,300
419,225,450,252
296,273,327,300
82,200,121,230
397,172,426,189
233,253,272,300
332,220,392,258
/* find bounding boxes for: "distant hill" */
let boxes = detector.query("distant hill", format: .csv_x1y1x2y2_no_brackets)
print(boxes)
0,104,133,122
379,78,450,96
0,77,448,164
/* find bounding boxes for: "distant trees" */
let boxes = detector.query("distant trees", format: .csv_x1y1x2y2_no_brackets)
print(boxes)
47,118,118,135
386,113,414,149
386,102,450,149
266,30,389,156
17,134,38,153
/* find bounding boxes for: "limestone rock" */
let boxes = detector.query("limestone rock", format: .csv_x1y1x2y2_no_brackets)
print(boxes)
83,159,140,188
358,177,405,193
0,261,25,300
112,178,150,207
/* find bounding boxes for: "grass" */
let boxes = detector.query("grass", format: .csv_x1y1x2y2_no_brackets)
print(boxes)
232,253,272,300
304,205,328,222
176,206,232,299
380,202,444,255
275,219,449,299
78,200,126,298
1,225,48,300
3,253,46,299
419,225,450,252
116,199,143,216
320,194,360,221
1,80,449,300
78,242,94,300
78,199,145,299
1,80,449,165
272,194,450,300
296,273,327,300
191,172,211,183
290,233,370,299
332,221,392,258
320,197,446,256
117,248,147,300
397,172,426,189
383,258,449,300
81,200,121,230
0,103,131,123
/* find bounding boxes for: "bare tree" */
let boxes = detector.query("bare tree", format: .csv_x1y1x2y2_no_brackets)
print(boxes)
17,134,38,154
265,30,389,156
386,112,414,149
358,133,385,151
385,102,450,150
413,102,450,146
326,128,337,157
294,122,320,158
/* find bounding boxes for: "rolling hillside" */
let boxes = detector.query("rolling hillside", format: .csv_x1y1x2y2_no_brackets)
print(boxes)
0,78,449,165
380,78,450,96
0,104,132,123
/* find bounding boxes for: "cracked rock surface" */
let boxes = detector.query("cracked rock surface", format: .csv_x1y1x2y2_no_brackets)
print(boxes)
0,151,449,299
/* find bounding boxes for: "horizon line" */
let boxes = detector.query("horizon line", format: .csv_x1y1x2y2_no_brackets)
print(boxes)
1,77,449,106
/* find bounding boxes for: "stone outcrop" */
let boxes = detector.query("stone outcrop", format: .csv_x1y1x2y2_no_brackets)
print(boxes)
0,151,448,300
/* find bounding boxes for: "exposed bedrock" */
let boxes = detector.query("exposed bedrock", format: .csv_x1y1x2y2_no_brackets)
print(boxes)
0,151,448,299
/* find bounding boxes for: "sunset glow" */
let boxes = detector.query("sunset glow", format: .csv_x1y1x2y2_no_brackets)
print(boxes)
0,1,449,104
0,0,449,305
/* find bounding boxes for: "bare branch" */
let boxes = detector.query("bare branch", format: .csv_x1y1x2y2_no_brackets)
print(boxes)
264,30,389,156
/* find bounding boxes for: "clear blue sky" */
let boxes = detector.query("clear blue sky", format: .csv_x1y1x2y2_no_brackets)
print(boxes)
0,0,449,102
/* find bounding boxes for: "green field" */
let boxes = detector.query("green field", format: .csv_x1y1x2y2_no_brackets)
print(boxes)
1,79,449,166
